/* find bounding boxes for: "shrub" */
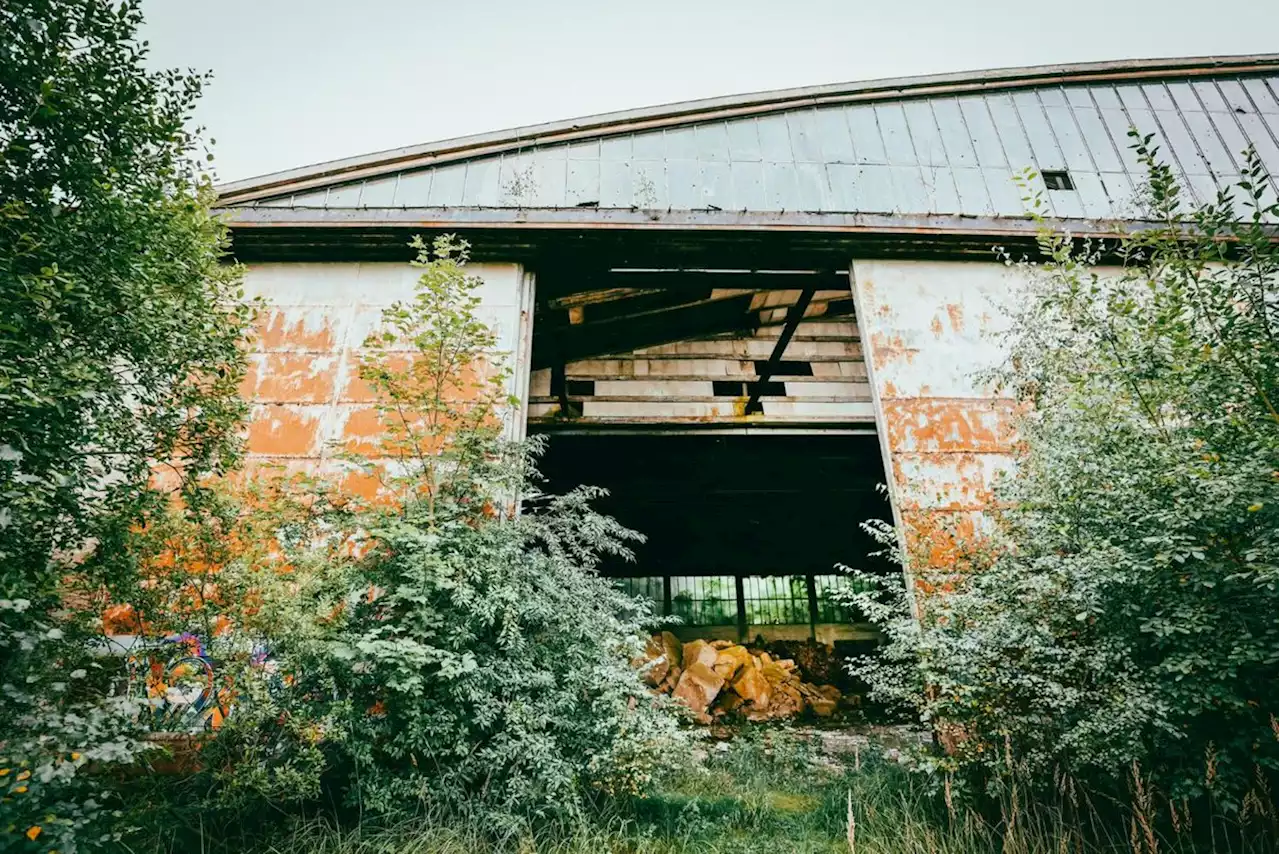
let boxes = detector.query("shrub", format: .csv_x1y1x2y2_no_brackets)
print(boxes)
190,237,684,829
849,138,1279,808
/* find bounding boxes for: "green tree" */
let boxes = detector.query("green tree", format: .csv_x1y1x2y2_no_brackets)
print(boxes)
851,139,1278,809
0,1,251,849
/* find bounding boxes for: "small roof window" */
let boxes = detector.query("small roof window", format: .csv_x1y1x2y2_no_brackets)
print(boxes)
1042,170,1075,191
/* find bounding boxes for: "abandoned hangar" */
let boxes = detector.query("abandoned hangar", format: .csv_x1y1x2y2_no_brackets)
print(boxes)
215,54,1280,644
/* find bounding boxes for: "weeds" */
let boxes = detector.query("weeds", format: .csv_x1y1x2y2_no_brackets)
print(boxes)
131,730,1277,854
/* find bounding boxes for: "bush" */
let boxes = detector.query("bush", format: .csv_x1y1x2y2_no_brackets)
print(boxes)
184,237,684,830
849,138,1278,808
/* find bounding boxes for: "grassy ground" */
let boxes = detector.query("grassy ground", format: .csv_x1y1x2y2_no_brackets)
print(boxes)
136,729,1275,854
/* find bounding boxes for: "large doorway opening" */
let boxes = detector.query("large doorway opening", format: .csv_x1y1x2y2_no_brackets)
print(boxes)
534,432,894,645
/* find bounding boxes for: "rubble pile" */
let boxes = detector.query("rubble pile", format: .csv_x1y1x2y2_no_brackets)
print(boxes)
640,632,845,723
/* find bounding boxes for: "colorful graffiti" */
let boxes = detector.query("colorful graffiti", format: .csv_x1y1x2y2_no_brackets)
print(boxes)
127,634,284,732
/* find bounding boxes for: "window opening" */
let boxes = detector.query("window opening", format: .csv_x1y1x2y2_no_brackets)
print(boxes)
1042,170,1075,191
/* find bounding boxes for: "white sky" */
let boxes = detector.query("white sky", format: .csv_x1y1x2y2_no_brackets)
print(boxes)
141,0,1280,184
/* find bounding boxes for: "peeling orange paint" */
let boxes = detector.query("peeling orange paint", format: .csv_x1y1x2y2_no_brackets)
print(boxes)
945,303,964,333
868,331,918,370
257,309,337,352
246,406,322,457
245,354,338,403
930,316,944,338
882,399,1017,454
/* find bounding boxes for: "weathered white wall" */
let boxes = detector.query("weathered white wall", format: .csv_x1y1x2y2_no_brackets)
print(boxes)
850,259,1024,574
239,261,530,496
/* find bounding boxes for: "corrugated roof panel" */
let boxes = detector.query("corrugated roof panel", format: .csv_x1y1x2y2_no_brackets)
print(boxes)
231,67,1276,221
391,169,429,206
902,101,948,166
757,115,794,162
695,122,731,162
846,106,887,165
566,157,600,206
984,94,1036,172
1072,171,1112,218
359,175,397,207
951,167,991,214
763,161,800,209
924,164,963,213
730,160,766,209
957,97,1007,167
1181,110,1239,176
1071,105,1124,172
982,168,1026,215
846,164,897,213
667,159,701,209
664,126,698,160
930,99,979,167
428,164,466,206
1043,104,1096,172
531,148,568,207
325,183,361,206
599,159,632,207
814,108,855,163
1154,108,1213,175
1012,90,1068,172
465,158,502,207
786,110,824,163
702,161,733,207
876,104,917,166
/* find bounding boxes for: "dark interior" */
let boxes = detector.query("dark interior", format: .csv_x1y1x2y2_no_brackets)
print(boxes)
531,433,895,579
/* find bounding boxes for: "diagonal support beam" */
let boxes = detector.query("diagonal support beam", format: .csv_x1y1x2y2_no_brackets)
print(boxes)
744,286,816,415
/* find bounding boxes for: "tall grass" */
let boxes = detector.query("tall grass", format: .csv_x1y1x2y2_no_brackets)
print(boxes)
133,731,1276,854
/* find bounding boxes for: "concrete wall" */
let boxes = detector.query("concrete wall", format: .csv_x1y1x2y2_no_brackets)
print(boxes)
239,261,531,497
850,259,1023,578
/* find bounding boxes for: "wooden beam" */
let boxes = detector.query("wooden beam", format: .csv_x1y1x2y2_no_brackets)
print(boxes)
744,286,816,414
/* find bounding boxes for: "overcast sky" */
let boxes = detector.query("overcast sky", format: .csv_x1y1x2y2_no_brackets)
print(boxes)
140,0,1279,185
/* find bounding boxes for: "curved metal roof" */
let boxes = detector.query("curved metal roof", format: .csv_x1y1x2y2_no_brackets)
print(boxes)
219,54,1278,225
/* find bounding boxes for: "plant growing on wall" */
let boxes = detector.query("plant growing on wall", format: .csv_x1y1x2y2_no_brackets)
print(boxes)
848,137,1279,813
179,237,684,836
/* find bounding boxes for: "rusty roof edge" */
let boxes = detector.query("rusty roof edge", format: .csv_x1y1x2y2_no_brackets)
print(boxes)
215,54,1279,206
217,204,1280,240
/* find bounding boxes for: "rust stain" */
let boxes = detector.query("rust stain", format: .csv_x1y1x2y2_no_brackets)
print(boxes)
882,398,1016,454
892,453,1000,512
945,303,964,333
868,331,917,370
900,509,985,571
881,380,899,397
930,316,944,338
